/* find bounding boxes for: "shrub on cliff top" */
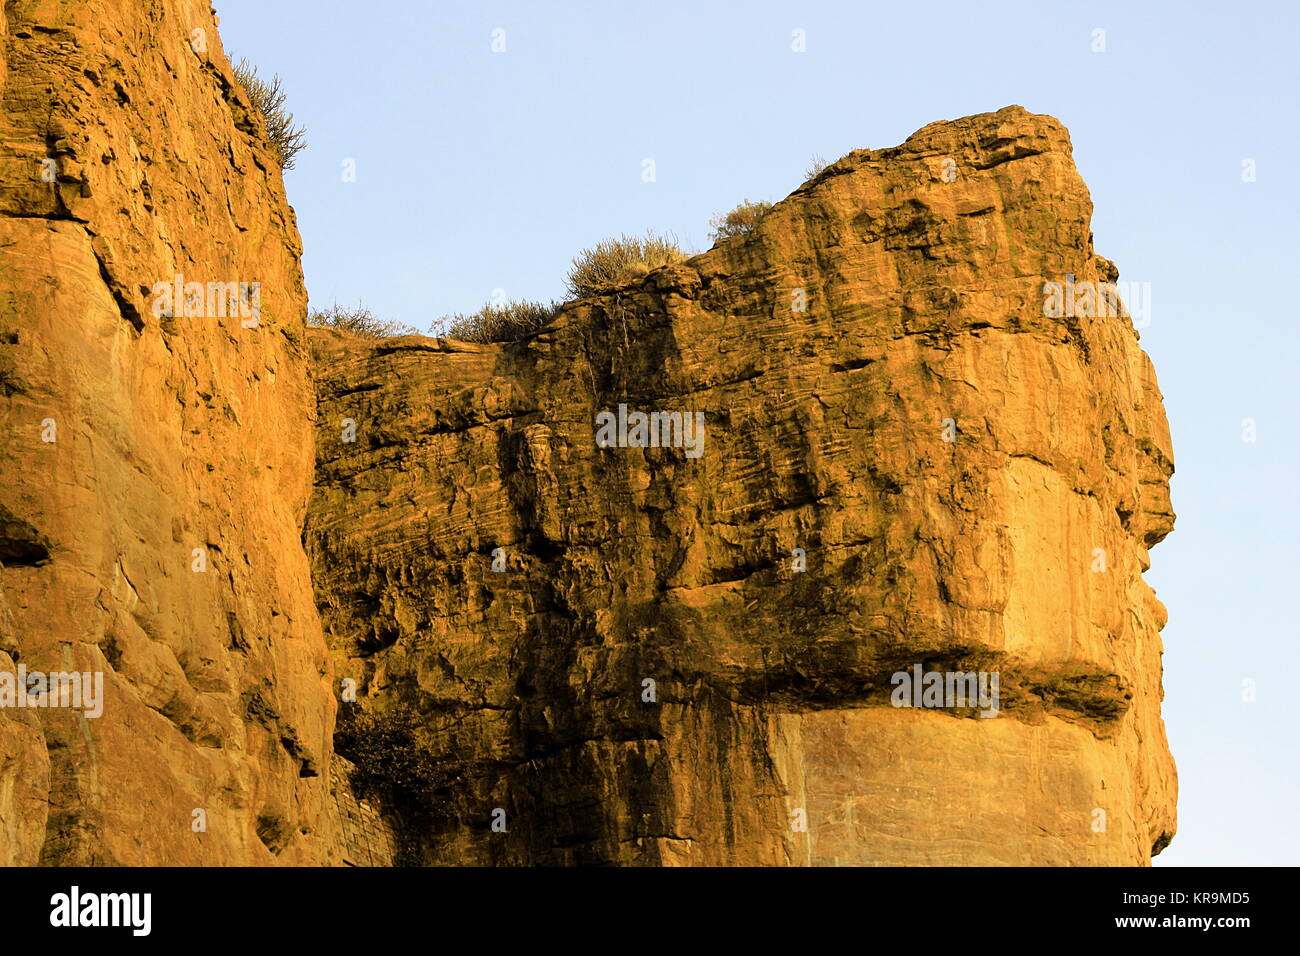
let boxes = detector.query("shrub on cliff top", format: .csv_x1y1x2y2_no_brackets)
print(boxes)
307,303,417,338
232,58,307,170
708,199,774,242
433,299,560,343
565,231,687,299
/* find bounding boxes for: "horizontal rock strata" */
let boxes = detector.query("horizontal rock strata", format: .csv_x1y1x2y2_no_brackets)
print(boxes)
307,105,1176,865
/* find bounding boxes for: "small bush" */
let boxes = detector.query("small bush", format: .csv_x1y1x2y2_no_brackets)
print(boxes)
232,58,307,169
565,231,687,299
708,199,774,242
805,154,830,179
307,303,418,338
433,300,560,343
335,706,453,815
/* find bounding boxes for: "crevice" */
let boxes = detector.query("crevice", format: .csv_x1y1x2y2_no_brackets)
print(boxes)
0,504,51,566
87,241,144,332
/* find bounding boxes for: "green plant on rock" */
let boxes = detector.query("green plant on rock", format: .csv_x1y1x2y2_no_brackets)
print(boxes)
707,199,773,242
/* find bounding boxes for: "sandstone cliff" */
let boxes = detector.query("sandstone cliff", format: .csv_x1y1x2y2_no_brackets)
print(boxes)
0,0,335,864
308,110,1176,864
0,0,1175,867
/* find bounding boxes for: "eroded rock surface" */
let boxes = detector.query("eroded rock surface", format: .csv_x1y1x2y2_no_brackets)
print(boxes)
1,0,336,864
307,106,1177,865
0,0,1176,870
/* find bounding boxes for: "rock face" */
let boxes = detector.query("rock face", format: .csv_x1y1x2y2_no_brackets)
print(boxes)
0,0,1176,867
307,109,1176,865
0,1,336,864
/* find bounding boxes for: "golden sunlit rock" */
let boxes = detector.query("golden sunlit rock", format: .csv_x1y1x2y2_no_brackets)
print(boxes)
0,0,1174,866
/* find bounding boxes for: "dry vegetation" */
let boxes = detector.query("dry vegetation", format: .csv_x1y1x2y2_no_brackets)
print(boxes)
564,231,687,298
307,303,418,338
232,58,307,169
432,300,560,343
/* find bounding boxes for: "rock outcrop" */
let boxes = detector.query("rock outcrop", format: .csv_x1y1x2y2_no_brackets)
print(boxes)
0,0,335,864
307,109,1176,865
0,0,1176,866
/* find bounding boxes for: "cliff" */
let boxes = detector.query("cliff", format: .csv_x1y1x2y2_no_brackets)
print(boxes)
308,110,1176,864
0,0,334,864
0,0,1175,866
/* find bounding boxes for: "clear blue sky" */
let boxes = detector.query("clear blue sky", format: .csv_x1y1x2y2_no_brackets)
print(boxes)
214,0,1299,866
